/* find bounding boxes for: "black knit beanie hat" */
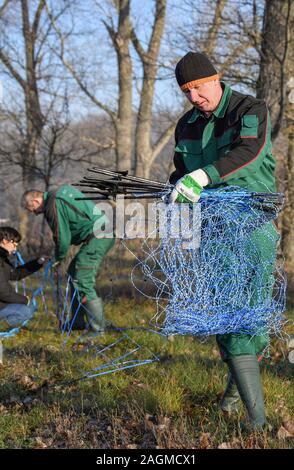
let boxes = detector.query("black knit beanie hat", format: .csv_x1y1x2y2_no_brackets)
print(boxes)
175,52,219,91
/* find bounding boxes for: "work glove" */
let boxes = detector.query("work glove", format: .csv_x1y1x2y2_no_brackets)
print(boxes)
49,257,62,273
51,260,61,270
168,169,210,204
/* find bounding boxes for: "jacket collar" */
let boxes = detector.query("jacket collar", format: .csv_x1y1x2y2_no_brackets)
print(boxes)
0,246,9,260
187,82,232,123
42,191,50,212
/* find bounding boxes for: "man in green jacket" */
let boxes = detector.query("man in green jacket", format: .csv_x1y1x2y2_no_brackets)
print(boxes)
168,52,280,429
22,185,115,334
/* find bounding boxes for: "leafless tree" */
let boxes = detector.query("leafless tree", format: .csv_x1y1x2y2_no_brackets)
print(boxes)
170,0,265,91
0,0,89,246
0,0,47,188
47,0,133,171
47,0,180,179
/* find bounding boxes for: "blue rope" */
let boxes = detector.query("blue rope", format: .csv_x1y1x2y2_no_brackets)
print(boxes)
15,252,52,308
61,333,160,384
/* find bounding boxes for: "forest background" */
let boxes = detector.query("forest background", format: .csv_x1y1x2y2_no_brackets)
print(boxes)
0,0,293,290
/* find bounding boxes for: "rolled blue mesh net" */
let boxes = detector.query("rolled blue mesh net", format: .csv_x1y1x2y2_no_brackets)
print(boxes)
129,187,286,337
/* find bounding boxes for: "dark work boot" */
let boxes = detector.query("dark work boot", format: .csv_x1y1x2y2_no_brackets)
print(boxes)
68,282,86,330
227,355,266,429
83,297,105,334
220,372,241,414
60,301,86,332
70,298,87,330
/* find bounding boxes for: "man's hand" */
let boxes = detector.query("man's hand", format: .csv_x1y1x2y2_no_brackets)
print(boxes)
168,169,210,204
37,255,51,265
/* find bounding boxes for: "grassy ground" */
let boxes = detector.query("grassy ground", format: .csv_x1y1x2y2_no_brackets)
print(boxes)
0,296,294,449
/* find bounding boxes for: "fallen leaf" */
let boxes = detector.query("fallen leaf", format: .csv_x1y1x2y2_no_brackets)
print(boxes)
46,345,59,353
212,348,220,358
277,426,294,439
157,424,167,431
158,416,171,427
283,419,294,436
199,432,211,449
20,375,32,385
218,442,232,449
34,437,48,449
132,379,147,389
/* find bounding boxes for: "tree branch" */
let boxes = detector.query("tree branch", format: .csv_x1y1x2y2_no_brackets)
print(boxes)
32,0,46,41
150,120,175,165
0,49,26,89
45,1,117,123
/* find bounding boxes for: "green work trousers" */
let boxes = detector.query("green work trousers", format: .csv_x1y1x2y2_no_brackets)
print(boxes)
216,221,280,360
68,236,115,302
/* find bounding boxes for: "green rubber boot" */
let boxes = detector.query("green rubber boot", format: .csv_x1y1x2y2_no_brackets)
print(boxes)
220,372,240,414
83,298,105,334
287,335,294,349
227,355,266,429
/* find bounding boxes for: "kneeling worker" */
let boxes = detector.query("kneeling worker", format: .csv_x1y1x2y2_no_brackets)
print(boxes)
0,226,47,330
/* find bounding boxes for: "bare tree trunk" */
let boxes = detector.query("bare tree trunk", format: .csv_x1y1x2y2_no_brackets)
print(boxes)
133,0,167,178
104,0,133,171
22,0,45,188
141,0,228,180
257,0,294,292
205,0,228,57
0,0,45,190
256,0,292,139
50,0,133,172
48,0,175,178
0,1,46,250
281,125,294,270
281,12,294,292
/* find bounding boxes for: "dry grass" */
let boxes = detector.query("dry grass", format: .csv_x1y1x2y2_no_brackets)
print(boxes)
0,294,294,449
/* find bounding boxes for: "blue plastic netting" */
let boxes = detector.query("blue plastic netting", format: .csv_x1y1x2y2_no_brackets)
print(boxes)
128,187,286,337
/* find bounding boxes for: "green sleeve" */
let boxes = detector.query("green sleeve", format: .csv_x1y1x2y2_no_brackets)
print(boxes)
55,202,71,261
203,104,272,185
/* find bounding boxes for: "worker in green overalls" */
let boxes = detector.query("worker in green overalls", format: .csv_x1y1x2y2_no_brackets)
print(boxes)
167,52,280,428
22,185,115,334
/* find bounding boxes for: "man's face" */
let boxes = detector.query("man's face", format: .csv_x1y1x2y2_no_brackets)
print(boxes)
183,80,222,114
24,197,44,215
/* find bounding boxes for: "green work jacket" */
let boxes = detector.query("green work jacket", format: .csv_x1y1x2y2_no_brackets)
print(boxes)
170,83,276,193
43,185,111,262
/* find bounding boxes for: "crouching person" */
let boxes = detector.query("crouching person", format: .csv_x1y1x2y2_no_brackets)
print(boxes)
22,185,115,336
0,227,47,330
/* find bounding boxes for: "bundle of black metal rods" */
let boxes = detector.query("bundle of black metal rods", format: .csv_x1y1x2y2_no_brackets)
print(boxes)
74,167,170,200
73,167,284,211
